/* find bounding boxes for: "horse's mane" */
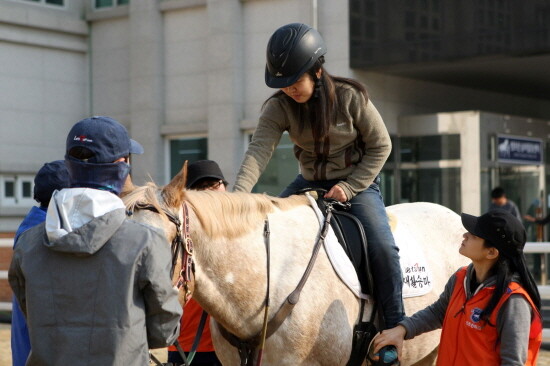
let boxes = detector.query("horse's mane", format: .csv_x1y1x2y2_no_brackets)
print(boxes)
185,191,310,240
122,181,311,240
122,182,169,220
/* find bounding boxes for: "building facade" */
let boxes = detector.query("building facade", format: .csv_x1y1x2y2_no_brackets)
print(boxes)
2,0,550,235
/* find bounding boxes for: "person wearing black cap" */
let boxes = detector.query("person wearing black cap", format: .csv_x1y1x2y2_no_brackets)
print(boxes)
372,210,542,365
186,160,228,191
233,22,401,364
167,159,225,366
9,116,182,365
11,160,69,366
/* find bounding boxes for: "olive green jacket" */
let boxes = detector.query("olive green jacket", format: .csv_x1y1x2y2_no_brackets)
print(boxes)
234,83,391,199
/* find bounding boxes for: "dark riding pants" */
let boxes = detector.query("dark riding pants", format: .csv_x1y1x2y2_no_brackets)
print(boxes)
280,174,405,328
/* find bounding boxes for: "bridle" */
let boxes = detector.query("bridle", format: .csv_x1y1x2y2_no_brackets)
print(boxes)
129,202,195,302
131,194,338,366
128,201,199,366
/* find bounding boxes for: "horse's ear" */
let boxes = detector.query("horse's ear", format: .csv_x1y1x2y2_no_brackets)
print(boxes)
120,174,136,198
163,161,188,207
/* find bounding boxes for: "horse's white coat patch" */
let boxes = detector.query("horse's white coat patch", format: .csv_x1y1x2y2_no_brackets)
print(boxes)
224,272,234,284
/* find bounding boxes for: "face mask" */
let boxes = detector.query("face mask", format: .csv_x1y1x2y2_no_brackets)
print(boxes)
65,156,130,196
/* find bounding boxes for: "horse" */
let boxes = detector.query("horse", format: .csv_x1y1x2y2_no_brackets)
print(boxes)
122,166,469,366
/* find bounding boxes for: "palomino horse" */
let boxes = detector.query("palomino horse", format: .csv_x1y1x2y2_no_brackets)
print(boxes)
122,167,468,366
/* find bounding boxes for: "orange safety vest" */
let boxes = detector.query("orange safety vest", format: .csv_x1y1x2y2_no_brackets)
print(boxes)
168,299,215,353
437,267,542,366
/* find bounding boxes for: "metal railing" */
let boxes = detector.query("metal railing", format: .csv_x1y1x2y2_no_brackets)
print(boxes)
523,243,550,344
524,242,550,285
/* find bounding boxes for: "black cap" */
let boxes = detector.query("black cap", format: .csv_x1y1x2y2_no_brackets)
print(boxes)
461,210,526,258
186,160,227,189
66,116,143,164
33,160,70,206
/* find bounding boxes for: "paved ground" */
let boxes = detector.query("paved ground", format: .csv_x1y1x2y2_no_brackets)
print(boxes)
1,322,549,365
0,323,167,365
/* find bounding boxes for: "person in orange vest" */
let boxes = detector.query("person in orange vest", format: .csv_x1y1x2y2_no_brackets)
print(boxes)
167,160,226,366
372,209,542,365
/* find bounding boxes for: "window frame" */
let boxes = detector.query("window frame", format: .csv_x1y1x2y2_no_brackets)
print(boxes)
243,130,299,196
0,174,35,207
92,0,129,10
165,134,208,183
12,0,66,8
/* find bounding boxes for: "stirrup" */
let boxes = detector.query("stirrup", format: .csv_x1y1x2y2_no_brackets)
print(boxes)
366,333,400,366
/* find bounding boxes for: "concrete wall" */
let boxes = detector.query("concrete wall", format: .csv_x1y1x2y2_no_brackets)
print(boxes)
0,1,88,174
0,1,88,231
3,0,550,232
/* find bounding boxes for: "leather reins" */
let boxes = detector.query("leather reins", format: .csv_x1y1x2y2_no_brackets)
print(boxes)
134,199,335,366
217,202,335,366
130,202,194,297
128,202,199,366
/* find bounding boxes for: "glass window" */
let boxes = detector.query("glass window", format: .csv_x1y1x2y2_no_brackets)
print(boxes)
405,11,415,27
169,138,207,179
251,133,299,196
380,169,395,205
420,135,460,160
399,135,460,162
21,0,63,4
365,0,375,15
1,175,36,206
495,165,541,222
399,137,417,163
95,0,113,8
400,168,461,213
22,181,32,198
95,0,128,8
4,181,15,198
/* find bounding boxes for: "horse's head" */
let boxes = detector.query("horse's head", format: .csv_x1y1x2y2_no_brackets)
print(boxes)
121,162,191,306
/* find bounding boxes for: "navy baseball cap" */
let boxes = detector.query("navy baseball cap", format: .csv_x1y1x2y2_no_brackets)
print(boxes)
66,116,143,164
186,160,227,189
33,160,70,206
461,210,526,258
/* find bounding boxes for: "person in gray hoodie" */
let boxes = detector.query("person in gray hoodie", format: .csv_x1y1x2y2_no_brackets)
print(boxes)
9,116,182,366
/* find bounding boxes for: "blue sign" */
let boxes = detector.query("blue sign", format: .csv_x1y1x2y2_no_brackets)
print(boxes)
497,135,543,165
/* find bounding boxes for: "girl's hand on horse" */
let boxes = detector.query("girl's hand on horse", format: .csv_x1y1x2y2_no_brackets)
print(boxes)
324,185,347,203
372,325,407,360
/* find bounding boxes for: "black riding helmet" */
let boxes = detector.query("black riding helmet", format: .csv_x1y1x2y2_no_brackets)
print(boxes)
265,23,327,89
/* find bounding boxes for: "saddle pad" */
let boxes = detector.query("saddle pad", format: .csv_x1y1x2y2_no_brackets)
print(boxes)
307,194,432,299
306,194,370,300
390,213,433,298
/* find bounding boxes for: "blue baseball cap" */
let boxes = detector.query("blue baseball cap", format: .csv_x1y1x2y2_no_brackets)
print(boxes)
33,160,70,206
66,116,144,164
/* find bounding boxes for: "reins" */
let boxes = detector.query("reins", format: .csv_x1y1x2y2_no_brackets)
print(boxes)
130,202,194,297
129,202,201,366
217,200,336,366
134,195,340,366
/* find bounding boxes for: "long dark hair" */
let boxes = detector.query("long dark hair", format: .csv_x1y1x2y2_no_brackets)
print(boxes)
263,56,368,141
481,243,541,324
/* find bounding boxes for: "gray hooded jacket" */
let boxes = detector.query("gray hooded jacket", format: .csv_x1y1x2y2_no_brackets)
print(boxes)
9,188,182,366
